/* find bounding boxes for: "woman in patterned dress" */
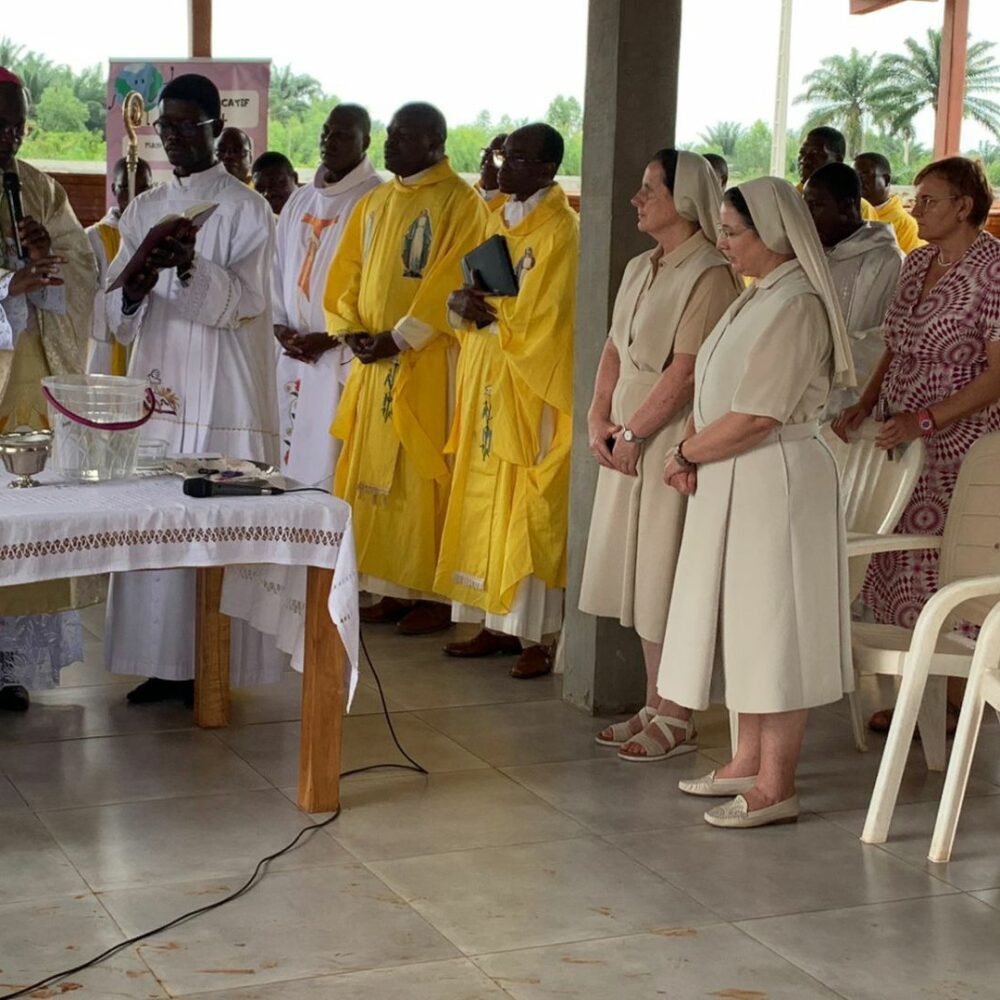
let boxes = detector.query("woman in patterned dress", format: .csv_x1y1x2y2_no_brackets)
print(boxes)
833,157,1000,731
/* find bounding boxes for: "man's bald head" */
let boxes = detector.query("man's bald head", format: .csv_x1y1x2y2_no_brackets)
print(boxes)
384,102,448,178
0,78,30,170
216,126,253,182
497,123,563,201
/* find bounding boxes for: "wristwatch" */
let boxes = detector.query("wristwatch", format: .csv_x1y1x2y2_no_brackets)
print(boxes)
622,427,644,444
917,408,937,437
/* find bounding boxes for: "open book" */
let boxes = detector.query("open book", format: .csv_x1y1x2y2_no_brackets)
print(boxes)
107,202,218,292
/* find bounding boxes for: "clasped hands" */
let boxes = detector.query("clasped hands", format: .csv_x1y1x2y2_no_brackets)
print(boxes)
342,331,400,364
586,412,642,477
831,402,922,450
275,326,338,365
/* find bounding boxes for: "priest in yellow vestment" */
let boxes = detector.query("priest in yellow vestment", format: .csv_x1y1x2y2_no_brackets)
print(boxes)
854,151,926,254
437,124,579,679
325,103,487,635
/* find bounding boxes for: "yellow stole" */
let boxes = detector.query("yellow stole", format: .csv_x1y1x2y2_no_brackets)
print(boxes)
95,223,127,376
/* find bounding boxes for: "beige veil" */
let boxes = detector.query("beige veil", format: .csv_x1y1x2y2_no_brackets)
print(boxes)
739,176,856,388
673,150,725,245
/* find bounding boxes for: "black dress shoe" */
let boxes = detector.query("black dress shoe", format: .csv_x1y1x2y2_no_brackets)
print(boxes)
126,677,195,707
0,685,30,712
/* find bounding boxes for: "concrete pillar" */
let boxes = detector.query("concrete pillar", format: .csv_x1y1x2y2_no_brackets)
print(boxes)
562,0,683,714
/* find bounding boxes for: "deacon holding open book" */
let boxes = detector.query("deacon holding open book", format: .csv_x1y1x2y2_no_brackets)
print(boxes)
103,73,283,704
437,124,578,678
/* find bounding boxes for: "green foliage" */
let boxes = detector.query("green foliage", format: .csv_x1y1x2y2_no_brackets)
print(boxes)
698,121,745,158
545,95,582,137
878,30,1000,144
19,129,105,161
794,48,894,158
731,120,774,181
269,64,324,125
34,83,88,133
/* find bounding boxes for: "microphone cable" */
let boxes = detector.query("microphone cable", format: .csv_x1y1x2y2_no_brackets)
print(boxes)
0,626,425,1000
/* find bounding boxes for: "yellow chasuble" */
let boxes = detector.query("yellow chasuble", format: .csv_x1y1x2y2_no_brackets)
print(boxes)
325,157,487,595
870,194,925,254
434,184,579,614
94,223,129,376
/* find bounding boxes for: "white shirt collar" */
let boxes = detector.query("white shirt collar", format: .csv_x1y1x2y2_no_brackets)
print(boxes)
502,183,553,227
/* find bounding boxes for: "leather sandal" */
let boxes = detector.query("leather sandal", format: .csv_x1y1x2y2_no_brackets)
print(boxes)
595,705,657,747
618,714,697,762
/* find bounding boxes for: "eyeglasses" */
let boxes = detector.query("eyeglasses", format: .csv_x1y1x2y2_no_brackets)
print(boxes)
716,224,753,239
491,150,543,169
0,121,30,139
152,117,217,138
912,194,958,211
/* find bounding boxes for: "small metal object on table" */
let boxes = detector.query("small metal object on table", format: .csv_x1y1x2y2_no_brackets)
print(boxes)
0,474,358,813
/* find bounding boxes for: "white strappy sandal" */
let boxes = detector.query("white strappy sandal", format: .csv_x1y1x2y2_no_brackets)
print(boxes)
618,714,697,762
594,705,657,747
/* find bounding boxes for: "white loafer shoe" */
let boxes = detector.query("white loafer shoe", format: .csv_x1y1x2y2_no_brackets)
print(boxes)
678,770,758,797
704,794,800,829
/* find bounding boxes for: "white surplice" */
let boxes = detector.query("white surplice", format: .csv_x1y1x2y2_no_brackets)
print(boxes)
103,162,284,683
823,221,903,416
221,160,383,671
273,158,382,485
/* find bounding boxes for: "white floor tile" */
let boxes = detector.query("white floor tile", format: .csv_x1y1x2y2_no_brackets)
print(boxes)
369,836,717,955
99,866,459,995
39,788,355,891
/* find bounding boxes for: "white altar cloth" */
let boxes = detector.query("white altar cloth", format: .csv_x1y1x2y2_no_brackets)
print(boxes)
0,474,359,704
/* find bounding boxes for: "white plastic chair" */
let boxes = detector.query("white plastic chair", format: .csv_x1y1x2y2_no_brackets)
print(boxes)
727,420,924,754
929,596,1000,863
821,420,924,751
853,432,1000,845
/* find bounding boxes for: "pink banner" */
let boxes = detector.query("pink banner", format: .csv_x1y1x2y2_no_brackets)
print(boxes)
104,58,270,209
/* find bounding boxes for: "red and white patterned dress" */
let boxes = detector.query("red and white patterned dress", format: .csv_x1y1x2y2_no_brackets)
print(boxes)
862,231,1000,627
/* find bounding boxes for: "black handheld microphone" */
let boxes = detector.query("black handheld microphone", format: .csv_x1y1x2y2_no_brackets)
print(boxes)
182,476,285,498
2,172,26,261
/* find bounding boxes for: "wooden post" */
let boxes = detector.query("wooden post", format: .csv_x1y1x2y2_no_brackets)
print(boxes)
194,566,230,727
297,566,345,813
933,0,969,158
189,0,213,58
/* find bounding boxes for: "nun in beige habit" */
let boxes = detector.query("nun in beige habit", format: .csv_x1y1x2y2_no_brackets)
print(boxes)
657,176,855,829
579,149,741,757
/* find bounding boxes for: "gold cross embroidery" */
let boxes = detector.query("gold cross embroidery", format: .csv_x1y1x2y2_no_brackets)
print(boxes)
296,213,339,300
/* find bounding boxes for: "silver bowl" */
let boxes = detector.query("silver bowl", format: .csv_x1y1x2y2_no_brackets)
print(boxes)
0,430,53,488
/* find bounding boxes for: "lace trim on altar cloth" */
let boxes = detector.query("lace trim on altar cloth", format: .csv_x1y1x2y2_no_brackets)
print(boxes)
0,611,83,690
0,525,344,563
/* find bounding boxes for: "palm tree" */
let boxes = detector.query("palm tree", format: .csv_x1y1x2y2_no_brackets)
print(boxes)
15,51,65,107
698,121,744,158
879,30,1000,145
0,37,25,68
795,48,895,159
269,65,324,125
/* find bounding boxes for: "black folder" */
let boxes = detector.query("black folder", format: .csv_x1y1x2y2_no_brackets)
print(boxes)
461,235,520,296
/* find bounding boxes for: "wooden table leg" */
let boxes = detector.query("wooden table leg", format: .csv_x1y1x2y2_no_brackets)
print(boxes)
298,565,344,813
194,566,231,728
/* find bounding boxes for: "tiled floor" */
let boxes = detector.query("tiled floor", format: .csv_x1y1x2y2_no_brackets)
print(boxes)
2,606,1000,998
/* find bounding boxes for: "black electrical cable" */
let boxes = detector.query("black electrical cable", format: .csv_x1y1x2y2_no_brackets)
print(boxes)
0,625,424,1000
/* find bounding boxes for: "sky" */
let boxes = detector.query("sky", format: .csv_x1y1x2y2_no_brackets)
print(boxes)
2,0,999,149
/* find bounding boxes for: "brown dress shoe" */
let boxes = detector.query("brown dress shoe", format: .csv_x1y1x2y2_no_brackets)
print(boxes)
444,628,522,658
396,601,453,636
360,597,412,624
511,644,553,679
